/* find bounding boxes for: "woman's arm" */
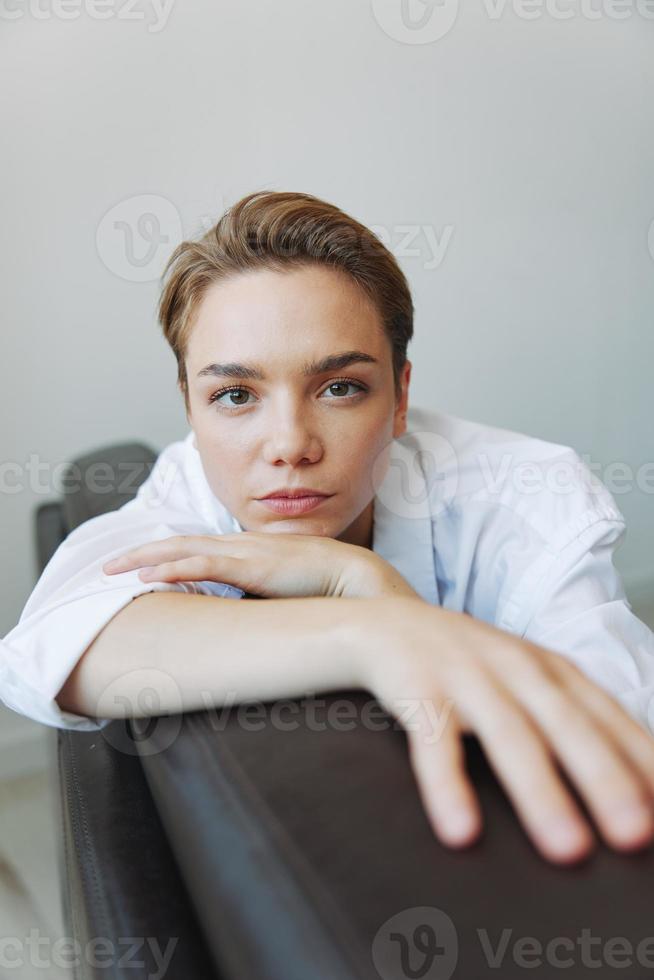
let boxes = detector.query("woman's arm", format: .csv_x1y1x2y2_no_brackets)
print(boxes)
56,591,654,868
55,591,372,719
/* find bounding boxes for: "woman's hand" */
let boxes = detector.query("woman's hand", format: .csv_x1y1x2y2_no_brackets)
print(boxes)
360,598,654,865
102,531,416,600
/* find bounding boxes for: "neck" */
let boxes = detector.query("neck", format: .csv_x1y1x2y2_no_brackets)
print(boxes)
337,498,375,550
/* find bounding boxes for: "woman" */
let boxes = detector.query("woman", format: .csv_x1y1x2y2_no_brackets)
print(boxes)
3,190,654,867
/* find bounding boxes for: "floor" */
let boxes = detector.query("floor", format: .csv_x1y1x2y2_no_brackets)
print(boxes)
0,763,72,980
0,595,653,980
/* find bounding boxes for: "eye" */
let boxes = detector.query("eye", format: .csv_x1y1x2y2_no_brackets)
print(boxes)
209,387,253,409
321,379,367,399
208,378,367,412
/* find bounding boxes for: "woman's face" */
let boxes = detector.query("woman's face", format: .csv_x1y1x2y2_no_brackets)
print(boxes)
184,263,411,549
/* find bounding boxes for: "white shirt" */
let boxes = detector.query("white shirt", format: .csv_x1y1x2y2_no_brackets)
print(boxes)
2,404,653,734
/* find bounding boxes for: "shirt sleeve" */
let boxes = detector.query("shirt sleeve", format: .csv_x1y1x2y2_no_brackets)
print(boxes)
497,514,654,736
0,496,244,732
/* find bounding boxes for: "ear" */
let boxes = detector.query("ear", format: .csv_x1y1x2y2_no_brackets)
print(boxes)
392,360,412,439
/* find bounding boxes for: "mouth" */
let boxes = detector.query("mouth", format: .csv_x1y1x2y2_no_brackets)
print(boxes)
259,489,331,499
257,494,333,515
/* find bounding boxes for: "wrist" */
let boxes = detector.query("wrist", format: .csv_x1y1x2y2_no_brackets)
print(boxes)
351,552,424,601
348,595,425,690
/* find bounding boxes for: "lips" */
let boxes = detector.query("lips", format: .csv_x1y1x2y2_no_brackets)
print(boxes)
257,494,331,515
261,489,329,499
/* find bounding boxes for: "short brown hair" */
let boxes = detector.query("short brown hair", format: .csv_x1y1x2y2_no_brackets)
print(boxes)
158,190,414,414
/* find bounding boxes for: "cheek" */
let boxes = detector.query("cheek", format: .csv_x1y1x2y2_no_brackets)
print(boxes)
349,422,391,462
197,426,241,459
196,436,248,490
358,430,395,489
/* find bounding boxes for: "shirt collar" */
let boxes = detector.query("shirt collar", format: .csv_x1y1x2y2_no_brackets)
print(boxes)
370,431,439,606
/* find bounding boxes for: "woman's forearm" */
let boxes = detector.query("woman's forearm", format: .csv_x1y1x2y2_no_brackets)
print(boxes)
55,591,380,720
54,589,654,864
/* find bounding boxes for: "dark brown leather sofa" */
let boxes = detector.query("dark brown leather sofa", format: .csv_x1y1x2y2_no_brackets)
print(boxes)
35,443,654,980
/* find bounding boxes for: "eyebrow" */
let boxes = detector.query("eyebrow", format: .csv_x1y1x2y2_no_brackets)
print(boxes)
196,350,380,381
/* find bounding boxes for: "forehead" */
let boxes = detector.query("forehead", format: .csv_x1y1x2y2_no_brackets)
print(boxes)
186,264,386,364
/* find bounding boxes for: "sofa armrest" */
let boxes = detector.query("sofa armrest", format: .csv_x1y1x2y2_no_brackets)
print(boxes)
56,721,221,980
50,439,220,978
34,442,158,574
60,441,158,532
35,501,68,575
135,692,654,980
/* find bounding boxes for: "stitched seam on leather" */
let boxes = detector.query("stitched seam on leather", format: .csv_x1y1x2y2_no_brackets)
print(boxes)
59,733,83,980
65,735,116,978
186,711,373,980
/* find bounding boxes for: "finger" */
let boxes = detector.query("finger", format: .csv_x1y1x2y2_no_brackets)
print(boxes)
138,555,241,584
404,694,484,848
103,536,214,572
541,649,654,799
497,650,654,853
454,670,596,864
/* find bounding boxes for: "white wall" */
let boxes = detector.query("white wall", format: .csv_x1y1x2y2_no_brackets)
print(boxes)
1,0,653,640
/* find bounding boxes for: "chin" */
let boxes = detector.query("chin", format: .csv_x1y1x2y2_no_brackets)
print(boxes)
264,517,335,536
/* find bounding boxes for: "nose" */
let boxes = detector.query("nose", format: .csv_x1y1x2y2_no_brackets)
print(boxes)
261,401,323,467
